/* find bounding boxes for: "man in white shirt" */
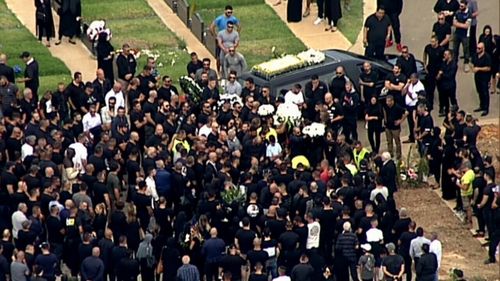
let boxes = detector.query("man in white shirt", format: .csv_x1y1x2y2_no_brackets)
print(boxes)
370,177,390,203
105,82,125,109
429,232,442,280
69,134,88,170
403,73,425,143
272,266,291,281
82,104,102,134
410,227,431,265
284,83,305,107
11,203,28,240
266,135,282,161
366,217,384,277
306,213,320,250
21,135,36,161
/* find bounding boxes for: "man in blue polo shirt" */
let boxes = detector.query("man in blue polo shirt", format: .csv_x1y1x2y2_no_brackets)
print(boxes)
209,5,241,74
453,0,472,72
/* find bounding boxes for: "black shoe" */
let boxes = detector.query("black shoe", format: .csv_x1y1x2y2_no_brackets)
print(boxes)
473,108,483,112
481,111,489,116
484,259,496,264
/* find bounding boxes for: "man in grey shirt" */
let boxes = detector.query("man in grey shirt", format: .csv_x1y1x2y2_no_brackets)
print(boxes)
10,251,30,281
409,227,431,266
223,47,247,78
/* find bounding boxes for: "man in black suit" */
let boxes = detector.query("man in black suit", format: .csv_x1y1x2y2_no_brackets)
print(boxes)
0,54,15,83
18,52,40,103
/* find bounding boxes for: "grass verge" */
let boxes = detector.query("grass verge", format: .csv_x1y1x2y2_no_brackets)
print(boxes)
338,0,363,44
192,0,307,68
83,0,191,84
0,0,71,94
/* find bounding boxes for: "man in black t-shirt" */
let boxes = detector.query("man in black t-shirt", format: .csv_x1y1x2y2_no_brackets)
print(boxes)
382,243,404,280
396,46,417,79
384,64,407,106
423,36,445,111
219,244,246,281
415,104,434,155
363,7,392,60
383,95,408,160
359,62,379,103
432,14,452,50
471,42,492,116
66,72,85,115
436,49,458,115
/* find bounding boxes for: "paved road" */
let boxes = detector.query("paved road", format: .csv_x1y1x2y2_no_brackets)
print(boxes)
356,0,499,152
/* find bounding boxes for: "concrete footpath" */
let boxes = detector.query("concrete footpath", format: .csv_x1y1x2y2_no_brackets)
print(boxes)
265,0,352,51
146,0,216,62
5,0,96,79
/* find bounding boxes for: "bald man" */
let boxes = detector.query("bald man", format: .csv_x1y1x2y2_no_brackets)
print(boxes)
0,54,15,83
177,255,200,281
81,247,104,281
202,228,225,281
105,82,125,109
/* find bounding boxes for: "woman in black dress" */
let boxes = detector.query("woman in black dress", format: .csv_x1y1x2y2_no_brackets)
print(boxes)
96,33,115,82
365,95,384,153
441,135,457,200
55,0,81,45
287,0,302,22
325,0,342,32
35,0,55,46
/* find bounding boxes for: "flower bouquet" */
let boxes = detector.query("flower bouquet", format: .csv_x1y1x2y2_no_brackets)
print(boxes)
297,49,326,65
179,76,203,105
258,104,275,117
217,93,243,109
302,122,326,138
86,20,112,42
274,103,302,129
399,144,429,188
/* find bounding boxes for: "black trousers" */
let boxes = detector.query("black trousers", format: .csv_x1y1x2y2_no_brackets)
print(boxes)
403,254,412,281
488,231,500,262
406,105,416,141
317,0,324,18
388,13,401,44
469,25,477,58
424,74,437,111
437,84,457,113
368,124,381,154
365,43,385,60
343,120,358,143
475,77,490,111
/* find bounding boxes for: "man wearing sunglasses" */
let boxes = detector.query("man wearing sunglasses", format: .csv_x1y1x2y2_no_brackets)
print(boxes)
217,22,240,77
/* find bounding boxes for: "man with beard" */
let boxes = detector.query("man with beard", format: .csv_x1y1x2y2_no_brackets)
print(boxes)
359,62,379,103
324,92,344,133
432,13,452,50
384,64,406,106
304,75,328,121
436,49,458,116
363,6,392,60
471,42,492,116
116,43,137,87
452,0,472,72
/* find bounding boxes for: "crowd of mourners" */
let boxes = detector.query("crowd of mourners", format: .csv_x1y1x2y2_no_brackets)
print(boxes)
0,0,499,281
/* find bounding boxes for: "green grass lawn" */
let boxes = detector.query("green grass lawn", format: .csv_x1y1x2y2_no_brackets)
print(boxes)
338,0,363,44
0,0,71,94
83,0,191,83
193,0,307,68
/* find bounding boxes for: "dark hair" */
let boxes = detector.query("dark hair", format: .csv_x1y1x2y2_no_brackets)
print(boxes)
225,5,233,10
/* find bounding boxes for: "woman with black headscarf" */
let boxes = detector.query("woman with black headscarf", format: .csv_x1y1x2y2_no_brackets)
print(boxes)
441,135,457,200
96,32,115,82
55,0,81,45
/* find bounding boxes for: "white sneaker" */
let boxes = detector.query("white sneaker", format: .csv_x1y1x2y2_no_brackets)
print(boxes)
313,17,323,25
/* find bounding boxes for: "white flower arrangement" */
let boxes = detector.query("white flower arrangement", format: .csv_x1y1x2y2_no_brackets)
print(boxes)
252,49,325,79
302,122,326,138
258,104,275,116
218,93,243,109
179,76,203,104
141,49,161,61
297,49,326,65
274,103,302,128
87,20,112,42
